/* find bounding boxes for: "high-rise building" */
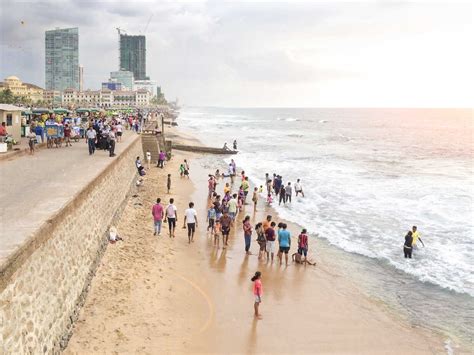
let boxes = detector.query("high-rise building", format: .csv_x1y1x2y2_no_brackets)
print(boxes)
79,65,84,91
119,34,146,80
110,70,134,90
45,27,79,91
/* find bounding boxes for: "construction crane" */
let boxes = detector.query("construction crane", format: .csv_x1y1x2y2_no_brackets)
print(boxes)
116,27,127,35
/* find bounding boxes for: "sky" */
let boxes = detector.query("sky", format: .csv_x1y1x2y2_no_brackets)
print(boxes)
0,0,472,107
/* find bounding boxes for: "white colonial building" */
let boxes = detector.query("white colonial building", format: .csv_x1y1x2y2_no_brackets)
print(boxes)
61,89,150,108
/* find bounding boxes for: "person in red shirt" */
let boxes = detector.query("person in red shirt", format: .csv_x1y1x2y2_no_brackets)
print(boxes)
297,229,309,261
151,198,164,236
0,122,7,137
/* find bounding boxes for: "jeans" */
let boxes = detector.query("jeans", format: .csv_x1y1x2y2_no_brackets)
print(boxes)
244,234,251,252
158,159,164,168
88,138,95,155
154,220,162,235
109,140,115,156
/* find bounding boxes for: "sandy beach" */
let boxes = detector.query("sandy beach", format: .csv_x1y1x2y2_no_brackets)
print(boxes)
65,128,450,354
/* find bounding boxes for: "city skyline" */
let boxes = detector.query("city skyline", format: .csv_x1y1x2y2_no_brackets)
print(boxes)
0,0,472,107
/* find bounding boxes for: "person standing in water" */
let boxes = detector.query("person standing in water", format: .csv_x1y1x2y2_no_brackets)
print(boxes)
411,226,425,249
279,185,286,205
294,179,304,197
251,271,263,319
285,182,292,203
404,231,413,258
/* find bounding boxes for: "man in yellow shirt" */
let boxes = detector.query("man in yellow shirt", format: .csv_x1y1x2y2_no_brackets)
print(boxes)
411,226,425,248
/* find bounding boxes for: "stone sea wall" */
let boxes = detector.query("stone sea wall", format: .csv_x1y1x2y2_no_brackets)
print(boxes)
0,137,142,354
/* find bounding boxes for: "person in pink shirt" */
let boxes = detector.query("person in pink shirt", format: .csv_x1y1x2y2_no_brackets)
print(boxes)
251,271,263,319
152,198,164,236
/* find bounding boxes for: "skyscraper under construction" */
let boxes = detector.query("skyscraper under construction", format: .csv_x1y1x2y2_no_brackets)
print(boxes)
119,34,147,80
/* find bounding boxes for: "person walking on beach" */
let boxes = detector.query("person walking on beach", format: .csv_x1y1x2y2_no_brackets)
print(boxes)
285,182,292,203
297,229,309,262
219,210,232,248
251,271,263,319
243,215,253,255
167,174,171,194
242,177,250,203
152,198,164,236
265,222,277,262
165,198,178,238
183,202,198,244
295,179,304,197
278,223,291,266
86,126,97,155
404,231,413,258
207,204,217,235
279,185,286,205
228,194,238,223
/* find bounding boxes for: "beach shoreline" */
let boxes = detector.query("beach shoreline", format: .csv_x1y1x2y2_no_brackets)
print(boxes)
65,126,463,354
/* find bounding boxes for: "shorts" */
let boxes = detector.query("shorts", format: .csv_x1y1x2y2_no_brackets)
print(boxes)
266,240,275,253
222,226,230,236
258,241,266,251
229,212,236,220
117,132,122,136
255,295,262,303
167,217,176,230
279,246,290,254
187,223,196,235
298,247,308,257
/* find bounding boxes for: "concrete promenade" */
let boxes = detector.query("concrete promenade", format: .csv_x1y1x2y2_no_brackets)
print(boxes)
0,131,140,268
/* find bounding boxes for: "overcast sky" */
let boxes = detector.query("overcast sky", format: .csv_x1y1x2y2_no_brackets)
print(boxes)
0,0,472,107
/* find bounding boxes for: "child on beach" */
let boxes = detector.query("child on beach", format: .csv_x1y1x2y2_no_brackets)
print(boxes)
266,193,273,205
214,220,222,247
258,185,263,194
167,174,171,194
207,205,217,235
179,164,185,177
251,271,263,319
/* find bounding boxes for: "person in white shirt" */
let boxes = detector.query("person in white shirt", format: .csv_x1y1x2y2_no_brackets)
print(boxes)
183,202,198,243
146,150,151,169
294,179,304,197
165,198,178,238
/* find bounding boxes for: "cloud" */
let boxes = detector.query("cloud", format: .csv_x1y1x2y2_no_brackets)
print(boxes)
0,0,472,107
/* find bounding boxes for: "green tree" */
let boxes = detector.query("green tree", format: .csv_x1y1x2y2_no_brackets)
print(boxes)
0,89,15,104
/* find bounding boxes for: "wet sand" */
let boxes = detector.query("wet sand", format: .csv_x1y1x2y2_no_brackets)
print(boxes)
65,129,447,354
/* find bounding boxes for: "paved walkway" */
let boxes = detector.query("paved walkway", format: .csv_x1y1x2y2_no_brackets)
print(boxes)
0,132,140,267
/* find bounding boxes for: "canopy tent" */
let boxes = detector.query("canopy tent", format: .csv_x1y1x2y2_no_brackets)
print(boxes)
53,108,70,114
75,108,91,113
21,109,32,115
32,108,53,114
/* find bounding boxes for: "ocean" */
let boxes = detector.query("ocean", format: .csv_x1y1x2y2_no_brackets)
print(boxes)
178,107,473,345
